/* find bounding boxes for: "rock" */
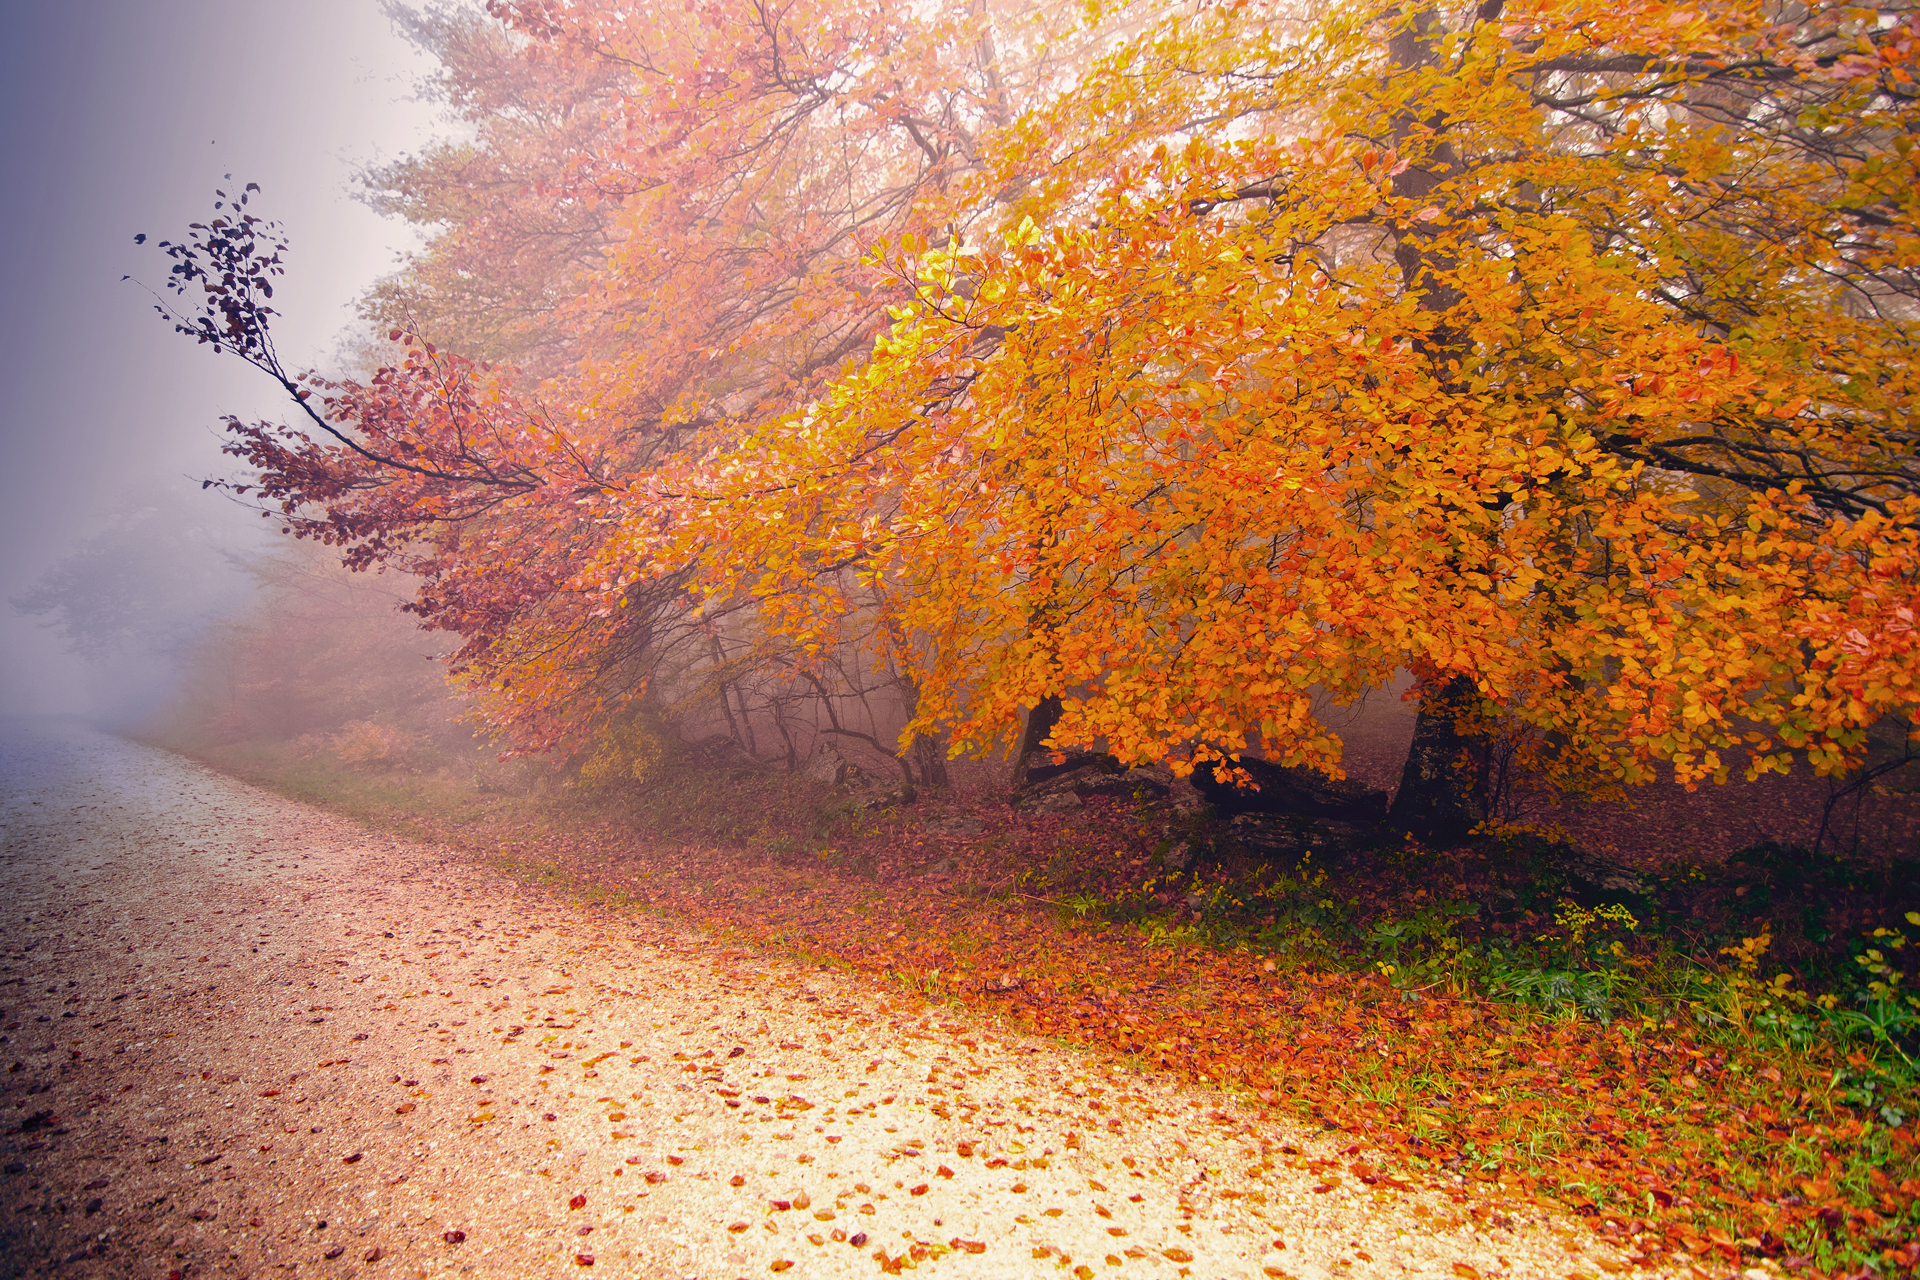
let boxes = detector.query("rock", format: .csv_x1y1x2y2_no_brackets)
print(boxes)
1011,764,1102,808
1192,756,1388,823
1022,791,1082,815
1015,749,1119,789
1163,840,1194,872
1226,812,1374,860
687,734,760,770
803,744,868,790
1164,790,1207,816
1013,758,1172,810
926,814,986,837
1127,764,1177,794
857,784,916,812
1556,847,1652,902
1077,765,1174,802
802,744,847,785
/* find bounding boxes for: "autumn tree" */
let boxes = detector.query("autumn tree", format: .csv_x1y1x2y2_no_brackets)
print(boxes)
169,0,1105,771
622,0,1919,835
165,0,1918,842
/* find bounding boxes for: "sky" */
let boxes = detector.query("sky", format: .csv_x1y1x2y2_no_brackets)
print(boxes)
0,1,449,718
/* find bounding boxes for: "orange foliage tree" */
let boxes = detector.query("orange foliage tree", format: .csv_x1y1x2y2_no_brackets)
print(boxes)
614,0,1920,833
166,0,1918,838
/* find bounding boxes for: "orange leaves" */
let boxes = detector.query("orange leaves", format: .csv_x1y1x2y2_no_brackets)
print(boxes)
173,0,1919,808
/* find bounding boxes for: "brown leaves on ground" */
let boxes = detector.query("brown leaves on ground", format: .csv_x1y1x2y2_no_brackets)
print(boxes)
258,757,1918,1278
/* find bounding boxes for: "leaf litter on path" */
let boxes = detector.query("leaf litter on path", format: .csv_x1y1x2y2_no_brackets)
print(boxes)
0,720,1665,1278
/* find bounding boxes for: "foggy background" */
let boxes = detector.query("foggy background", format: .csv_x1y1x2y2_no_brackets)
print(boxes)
0,0,446,723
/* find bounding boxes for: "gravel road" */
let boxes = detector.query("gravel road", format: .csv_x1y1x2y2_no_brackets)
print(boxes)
0,717,1645,1280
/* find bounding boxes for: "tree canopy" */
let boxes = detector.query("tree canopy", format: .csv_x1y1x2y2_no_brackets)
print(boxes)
158,0,1920,829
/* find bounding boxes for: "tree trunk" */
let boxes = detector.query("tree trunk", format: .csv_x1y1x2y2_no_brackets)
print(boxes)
1377,8,1499,847
911,731,950,788
1010,695,1064,789
1386,674,1486,845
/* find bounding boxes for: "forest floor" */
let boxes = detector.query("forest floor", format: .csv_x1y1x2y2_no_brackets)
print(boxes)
136,728,1920,1280
0,717,1673,1280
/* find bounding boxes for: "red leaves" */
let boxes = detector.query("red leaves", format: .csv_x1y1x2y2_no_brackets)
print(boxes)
569,1194,587,1210
442,1230,466,1244
342,1152,363,1164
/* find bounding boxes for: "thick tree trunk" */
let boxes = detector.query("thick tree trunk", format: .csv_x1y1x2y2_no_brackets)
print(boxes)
1386,675,1486,845
1010,695,1065,789
911,731,950,789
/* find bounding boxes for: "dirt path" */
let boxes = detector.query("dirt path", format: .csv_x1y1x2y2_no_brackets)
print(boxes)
0,718,1651,1280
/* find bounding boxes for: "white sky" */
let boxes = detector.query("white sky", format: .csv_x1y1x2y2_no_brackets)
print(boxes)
0,1,450,714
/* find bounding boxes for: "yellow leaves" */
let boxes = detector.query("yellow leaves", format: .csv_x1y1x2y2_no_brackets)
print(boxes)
346,0,1920,795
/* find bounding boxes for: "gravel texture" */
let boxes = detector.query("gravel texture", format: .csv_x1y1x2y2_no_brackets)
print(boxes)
0,718,1662,1279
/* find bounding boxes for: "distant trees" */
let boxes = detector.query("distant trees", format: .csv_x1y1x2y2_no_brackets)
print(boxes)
9,489,257,664
158,0,1920,837
155,541,467,763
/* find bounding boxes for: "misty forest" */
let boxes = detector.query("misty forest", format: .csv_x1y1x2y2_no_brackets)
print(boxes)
6,1,1920,1278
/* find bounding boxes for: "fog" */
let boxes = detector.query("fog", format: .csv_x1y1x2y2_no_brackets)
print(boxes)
0,1,443,721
